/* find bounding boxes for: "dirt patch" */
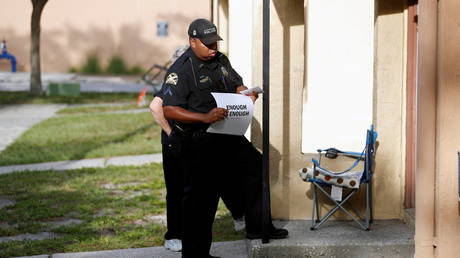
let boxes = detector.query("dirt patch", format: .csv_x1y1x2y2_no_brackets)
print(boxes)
145,214,167,227
100,228,116,237
94,208,115,217
0,222,18,230
0,196,15,209
45,218,84,229
131,214,167,227
0,232,60,243
100,182,142,190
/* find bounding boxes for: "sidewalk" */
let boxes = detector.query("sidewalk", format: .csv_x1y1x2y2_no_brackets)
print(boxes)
15,240,248,258
0,104,67,152
0,153,162,175
0,72,159,93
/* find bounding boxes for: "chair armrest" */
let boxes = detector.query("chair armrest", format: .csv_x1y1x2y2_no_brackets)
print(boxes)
317,147,364,160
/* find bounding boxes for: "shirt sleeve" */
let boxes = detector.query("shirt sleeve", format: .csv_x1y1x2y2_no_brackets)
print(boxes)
154,86,165,99
161,70,191,109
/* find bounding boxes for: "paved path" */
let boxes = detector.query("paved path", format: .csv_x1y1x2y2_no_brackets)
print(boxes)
0,153,163,175
0,72,159,93
0,104,67,152
15,240,248,258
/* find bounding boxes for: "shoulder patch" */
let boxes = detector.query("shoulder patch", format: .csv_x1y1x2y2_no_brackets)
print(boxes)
165,73,179,85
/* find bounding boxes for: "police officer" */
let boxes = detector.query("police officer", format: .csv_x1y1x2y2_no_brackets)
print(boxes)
149,92,246,253
162,19,288,258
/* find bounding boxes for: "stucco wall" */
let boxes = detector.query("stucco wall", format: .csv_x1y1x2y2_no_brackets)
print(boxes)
435,0,460,255
230,0,407,220
373,0,407,219
0,0,210,72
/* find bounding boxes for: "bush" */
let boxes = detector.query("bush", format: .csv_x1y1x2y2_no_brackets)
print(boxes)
106,55,127,75
68,67,78,73
129,65,145,75
81,55,102,74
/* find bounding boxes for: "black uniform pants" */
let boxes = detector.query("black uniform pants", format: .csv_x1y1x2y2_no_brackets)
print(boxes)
162,129,245,243
162,143,183,240
181,133,270,258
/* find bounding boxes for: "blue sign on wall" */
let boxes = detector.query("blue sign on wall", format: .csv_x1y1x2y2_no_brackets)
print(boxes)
157,21,168,37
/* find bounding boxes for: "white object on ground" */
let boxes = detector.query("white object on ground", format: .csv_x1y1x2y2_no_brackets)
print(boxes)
164,239,182,252
233,216,246,232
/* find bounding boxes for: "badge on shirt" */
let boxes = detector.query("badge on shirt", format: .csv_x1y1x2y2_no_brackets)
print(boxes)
199,75,210,83
221,67,229,77
165,73,179,85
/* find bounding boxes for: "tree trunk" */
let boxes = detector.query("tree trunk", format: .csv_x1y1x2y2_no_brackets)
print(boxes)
30,0,48,96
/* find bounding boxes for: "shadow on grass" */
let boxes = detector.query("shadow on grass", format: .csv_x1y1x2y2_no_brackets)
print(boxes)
65,123,153,161
213,213,246,242
0,116,161,166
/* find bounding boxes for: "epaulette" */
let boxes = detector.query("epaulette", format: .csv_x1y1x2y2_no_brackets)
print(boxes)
217,52,229,65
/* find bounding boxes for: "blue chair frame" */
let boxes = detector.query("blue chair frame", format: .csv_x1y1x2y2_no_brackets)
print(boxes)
308,125,377,230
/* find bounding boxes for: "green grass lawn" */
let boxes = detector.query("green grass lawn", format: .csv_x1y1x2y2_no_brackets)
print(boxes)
57,104,144,115
0,92,152,105
0,164,243,257
0,112,161,166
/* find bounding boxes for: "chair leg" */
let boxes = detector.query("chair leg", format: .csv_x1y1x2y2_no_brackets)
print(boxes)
369,181,374,224
365,183,371,229
315,186,320,222
314,184,368,230
311,184,318,230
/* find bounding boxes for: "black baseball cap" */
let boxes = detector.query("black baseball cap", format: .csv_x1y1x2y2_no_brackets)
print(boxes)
188,18,222,45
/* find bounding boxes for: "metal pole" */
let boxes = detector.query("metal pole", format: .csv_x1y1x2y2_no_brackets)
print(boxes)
262,0,271,244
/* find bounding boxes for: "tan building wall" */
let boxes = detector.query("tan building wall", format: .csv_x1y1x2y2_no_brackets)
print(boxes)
219,0,408,220
433,0,460,256
0,0,210,72
415,0,460,256
373,0,407,219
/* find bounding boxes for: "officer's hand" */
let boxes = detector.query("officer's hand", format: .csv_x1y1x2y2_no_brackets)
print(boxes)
203,108,228,123
245,92,259,103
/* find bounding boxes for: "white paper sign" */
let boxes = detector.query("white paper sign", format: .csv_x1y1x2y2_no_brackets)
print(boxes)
206,93,254,136
331,185,343,202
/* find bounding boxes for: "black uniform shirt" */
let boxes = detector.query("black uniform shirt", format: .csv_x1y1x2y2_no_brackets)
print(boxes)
162,48,243,116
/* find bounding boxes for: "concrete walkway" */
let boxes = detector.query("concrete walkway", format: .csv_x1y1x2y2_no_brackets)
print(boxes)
15,240,248,258
0,104,67,152
0,153,162,175
0,72,159,93
14,220,414,258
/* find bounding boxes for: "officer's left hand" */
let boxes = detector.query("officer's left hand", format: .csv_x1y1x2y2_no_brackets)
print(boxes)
246,92,259,103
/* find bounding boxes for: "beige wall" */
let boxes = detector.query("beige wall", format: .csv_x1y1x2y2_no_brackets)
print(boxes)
220,0,408,220
0,0,210,72
250,0,307,220
415,0,460,256
373,0,407,219
434,0,460,256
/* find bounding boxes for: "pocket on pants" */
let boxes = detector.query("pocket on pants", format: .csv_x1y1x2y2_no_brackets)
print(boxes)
168,131,182,158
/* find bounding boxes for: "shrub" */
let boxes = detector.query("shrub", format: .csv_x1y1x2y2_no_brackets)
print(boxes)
106,55,127,75
129,65,145,75
68,67,78,73
81,55,102,74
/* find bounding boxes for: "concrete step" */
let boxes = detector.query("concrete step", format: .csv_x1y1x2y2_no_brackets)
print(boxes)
248,220,414,258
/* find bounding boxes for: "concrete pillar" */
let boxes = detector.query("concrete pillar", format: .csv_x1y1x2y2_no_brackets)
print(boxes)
433,0,460,256
414,0,437,257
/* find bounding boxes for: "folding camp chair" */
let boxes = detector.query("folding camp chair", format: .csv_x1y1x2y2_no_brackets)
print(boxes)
299,125,378,230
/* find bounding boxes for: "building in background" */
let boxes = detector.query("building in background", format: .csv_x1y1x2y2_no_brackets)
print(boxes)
0,0,210,72
213,0,460,257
